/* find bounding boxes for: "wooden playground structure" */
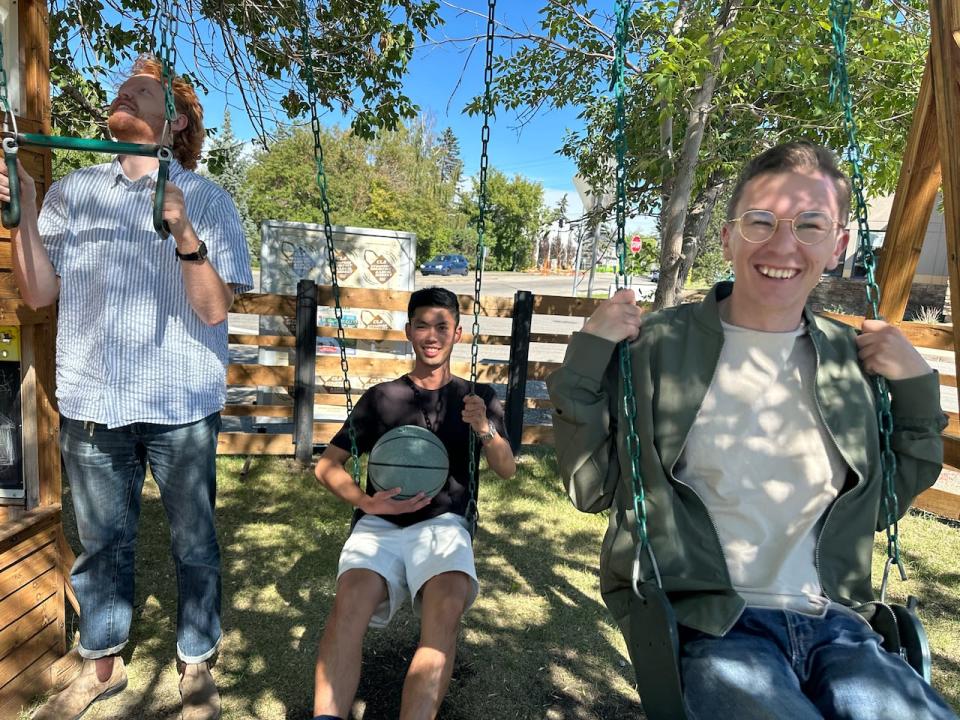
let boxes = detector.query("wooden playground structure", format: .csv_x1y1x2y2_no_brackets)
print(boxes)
0,0,958,712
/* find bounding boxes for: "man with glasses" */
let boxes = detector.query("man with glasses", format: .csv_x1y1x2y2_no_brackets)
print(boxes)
549,141,955,718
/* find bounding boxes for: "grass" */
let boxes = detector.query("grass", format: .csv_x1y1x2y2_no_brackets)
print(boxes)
20,451,960,719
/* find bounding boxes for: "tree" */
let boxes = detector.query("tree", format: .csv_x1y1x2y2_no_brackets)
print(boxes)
245,121,467,263
202,111,260,263
49,1,443,143
479,0,929,306
460,170,547,271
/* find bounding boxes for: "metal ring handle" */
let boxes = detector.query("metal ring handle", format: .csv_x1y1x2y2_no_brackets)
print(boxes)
1,136,20,229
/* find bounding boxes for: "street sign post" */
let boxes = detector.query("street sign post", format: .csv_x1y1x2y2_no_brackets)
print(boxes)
630,235,643,253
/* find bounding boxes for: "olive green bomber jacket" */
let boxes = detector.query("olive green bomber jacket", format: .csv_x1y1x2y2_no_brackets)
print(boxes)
546,282,947,637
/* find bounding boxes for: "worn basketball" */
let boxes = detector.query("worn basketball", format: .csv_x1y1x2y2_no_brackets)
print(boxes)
368,425,449,500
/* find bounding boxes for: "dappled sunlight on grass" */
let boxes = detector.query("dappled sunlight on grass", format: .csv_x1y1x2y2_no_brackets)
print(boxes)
27,452,957,718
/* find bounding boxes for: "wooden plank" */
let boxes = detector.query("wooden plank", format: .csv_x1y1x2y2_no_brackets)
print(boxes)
226,364,294,387
0,507,60,555
217,433,295,456
942,433,960,469
0,620,61,690
0,595,58,660
819,311,955,351
0,540,55,602
34,318,60,508
0,645,63,718
527,397,553,409
316,286,514,318
914,487,960,520
0,272,19,299
222,404,291,417
946,411,960,436
0,298,52,326
0,528,55,575
876,57,942,323
57,532,79,617
929,0,960,419
0,568,57,630
19,324,40,509
228,334,295,347
521,425,553,445
20,0,51,127
532,294,652,318
941,374,957,388
231,293,296,317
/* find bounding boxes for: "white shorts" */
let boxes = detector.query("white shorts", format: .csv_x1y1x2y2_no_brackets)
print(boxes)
337,512,479,628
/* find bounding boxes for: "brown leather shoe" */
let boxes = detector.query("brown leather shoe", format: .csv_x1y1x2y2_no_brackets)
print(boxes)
179,661,221,720
32,656,127,719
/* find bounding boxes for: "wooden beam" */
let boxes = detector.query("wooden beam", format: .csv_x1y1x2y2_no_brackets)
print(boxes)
876,56,943,323
217,433,295,455
913,487,960,520
929,0,960,418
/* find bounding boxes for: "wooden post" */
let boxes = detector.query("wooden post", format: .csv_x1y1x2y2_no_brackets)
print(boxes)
505,290,533,454
293,279,317,465
928,0,960,407
875,57,943,323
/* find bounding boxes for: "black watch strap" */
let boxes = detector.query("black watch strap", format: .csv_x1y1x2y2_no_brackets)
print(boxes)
175,240,208,262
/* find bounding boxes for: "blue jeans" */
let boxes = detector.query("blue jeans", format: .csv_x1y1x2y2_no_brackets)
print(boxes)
61,414,222,663
681,607,958,720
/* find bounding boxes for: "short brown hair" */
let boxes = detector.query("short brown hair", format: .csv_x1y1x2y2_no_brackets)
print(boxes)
726,141,851,224
130,55,204,170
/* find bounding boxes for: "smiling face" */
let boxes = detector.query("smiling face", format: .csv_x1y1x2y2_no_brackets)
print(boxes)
405,305,462,371
721,168,849,331
107,74,183,144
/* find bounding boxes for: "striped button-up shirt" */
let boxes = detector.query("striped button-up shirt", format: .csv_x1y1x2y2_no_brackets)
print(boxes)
38,158,253,428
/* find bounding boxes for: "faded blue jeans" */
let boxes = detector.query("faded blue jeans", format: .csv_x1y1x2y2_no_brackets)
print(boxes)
681,606,958,720
61,414,222,663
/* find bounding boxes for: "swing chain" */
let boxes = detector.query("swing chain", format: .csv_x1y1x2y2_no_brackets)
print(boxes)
829,0,902,570
298,0,359,482
613,0,651,562
466,0,496,528
157,0,179,129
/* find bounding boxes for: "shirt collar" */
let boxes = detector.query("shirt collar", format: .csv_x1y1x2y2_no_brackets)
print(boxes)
112,155,185,186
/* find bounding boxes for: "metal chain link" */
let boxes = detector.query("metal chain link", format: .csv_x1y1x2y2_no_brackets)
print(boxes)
829,0,903,579
612,1,650,567
298,0,360,482
466,0,496,530
157,0,179,130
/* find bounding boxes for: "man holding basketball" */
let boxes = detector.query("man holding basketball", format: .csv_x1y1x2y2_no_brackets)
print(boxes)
313,287,516,720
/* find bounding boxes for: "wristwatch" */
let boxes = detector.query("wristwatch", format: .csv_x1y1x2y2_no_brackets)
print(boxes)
476,424,498,444
175,240,208,263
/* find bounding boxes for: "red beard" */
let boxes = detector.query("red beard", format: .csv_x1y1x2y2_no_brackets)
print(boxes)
107,111,157,142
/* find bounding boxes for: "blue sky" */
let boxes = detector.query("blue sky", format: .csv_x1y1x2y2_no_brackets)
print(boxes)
207,1,599,223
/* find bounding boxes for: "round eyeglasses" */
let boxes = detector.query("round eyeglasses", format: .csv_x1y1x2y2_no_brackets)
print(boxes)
730,209,845,246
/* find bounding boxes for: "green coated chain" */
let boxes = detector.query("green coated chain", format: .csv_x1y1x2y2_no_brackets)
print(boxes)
612,1,651,571
157,0,179,128
829,0,903,581
466,0,496,534
298,0,360,483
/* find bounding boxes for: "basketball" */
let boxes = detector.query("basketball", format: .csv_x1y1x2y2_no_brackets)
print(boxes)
368,425,449,500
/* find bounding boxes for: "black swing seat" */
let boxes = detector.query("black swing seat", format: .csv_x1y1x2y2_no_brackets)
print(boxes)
868,596,932,682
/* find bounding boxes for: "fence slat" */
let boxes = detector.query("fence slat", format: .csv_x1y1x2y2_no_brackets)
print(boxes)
227,364,294,386
218,433,295,455
232,293,297,316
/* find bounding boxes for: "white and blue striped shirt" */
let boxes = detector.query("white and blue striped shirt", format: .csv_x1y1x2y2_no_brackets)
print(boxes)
38,158,254,428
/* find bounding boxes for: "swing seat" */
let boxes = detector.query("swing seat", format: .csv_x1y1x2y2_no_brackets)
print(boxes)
868,596,932,682
628,583,688,720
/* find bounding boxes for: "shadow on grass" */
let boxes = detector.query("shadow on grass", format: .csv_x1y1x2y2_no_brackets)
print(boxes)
53,451,642,719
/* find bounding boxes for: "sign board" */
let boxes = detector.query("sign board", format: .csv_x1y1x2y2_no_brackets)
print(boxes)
258,221,417,423
630,235,643,253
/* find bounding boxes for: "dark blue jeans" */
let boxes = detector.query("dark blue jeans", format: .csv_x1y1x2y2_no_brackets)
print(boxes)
681,607,958,720
61,414,222,663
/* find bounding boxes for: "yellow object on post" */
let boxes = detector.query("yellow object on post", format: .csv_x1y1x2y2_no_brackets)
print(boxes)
0,325,21,361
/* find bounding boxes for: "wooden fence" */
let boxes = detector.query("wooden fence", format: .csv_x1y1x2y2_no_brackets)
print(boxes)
219,284,960,520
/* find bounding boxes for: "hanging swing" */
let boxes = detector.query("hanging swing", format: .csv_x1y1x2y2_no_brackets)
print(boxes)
610,1,933,718
299,0,497,539
0,0,180,237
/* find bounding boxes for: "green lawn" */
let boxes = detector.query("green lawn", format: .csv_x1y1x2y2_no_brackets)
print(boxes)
22,451,960,719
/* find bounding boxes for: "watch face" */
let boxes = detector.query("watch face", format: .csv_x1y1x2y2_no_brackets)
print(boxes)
197,241,208,259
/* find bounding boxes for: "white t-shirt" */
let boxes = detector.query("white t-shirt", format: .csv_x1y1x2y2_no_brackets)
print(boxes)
674,317,848,614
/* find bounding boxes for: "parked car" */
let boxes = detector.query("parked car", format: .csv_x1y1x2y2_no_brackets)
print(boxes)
420,254,470,276
648,269,660,282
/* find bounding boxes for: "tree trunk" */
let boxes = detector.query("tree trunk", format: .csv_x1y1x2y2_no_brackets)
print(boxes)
655,0,739,309
676,170,727,292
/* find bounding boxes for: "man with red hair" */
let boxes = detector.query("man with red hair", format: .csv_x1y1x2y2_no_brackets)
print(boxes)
0,56,252,720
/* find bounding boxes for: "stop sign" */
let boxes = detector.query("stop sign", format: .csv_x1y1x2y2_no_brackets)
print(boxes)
630,235,643,253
